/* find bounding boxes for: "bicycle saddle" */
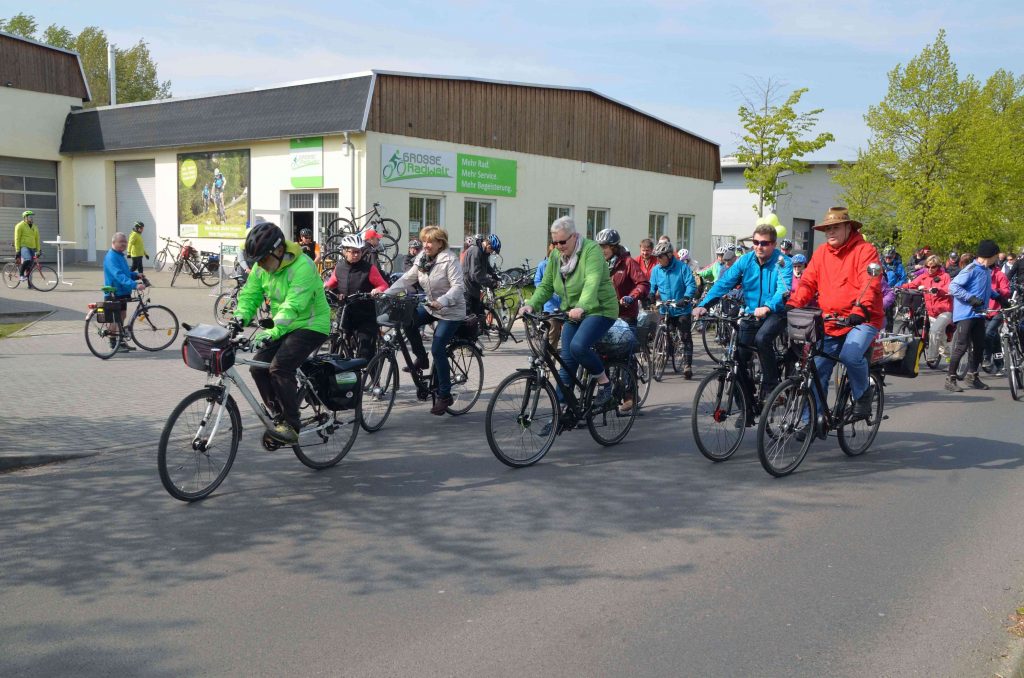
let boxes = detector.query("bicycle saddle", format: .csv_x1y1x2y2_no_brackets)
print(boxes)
101,285,116,293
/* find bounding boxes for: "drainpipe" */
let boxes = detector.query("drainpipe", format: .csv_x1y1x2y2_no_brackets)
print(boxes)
343,132,356,216
107,44,116,105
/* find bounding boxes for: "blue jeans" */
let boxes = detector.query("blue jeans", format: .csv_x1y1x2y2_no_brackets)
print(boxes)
812,324,879,410
406,306,461,397
558,314,615,396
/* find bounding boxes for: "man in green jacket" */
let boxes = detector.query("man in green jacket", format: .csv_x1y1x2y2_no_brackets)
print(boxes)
127,221,149,273
14,210,41,281
236,222,331,443
521,216,619,408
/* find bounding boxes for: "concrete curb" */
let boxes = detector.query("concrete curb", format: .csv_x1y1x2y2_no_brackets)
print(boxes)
0,450,101,472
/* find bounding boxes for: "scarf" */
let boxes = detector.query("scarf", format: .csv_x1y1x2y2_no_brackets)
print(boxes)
559,234,584,277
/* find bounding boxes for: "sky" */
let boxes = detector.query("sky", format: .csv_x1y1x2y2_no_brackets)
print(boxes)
10,0,1024,160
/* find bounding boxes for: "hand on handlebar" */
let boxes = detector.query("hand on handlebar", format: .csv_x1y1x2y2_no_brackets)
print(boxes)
691,306,707,320
518,304,533,318
567,307,585,322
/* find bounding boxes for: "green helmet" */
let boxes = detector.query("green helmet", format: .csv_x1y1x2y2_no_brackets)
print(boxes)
22,210,34,218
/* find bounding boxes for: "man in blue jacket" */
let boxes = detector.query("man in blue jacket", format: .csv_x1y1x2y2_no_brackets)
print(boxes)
648,241,698,378
946,239,1003,392
103,232,146,351
693,223,793,423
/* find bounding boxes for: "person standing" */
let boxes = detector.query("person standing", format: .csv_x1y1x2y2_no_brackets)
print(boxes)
127,221,149,273
946,240,1001,392
462,233,501,317
13,210,40,282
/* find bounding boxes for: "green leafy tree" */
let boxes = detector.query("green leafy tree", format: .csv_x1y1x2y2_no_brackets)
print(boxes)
0,12,37,38
41,24,75,50
734,77,835,216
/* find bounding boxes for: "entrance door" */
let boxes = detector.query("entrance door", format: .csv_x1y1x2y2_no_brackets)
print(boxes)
84,205,96,262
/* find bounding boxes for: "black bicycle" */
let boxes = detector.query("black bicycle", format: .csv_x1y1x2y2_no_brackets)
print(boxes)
213,268,272,327
170,243,219,287
84,277,180,359
485,311,638,467
359,294,484,432
996,296,1023,401
650,299,695,381
323,291,378,358
153,236,184,272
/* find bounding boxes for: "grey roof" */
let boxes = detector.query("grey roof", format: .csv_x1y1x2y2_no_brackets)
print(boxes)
60,74,373,153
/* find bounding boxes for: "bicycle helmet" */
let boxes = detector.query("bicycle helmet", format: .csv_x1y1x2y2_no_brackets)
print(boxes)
883,246,897,258
299,228,313,239
243,222,285,265
792,253,808,265
948,251,958,259
722,248,737,262
22,210,35,218
715,245,727,256
340,233,366,250
132,220,145,231
779,238,794,251
409,239,423,250
653,242,674,258
465,235,476,248
676,248,690,262
595,228,621,246
487,233,502,253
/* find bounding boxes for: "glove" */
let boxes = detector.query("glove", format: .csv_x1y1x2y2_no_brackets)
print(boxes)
967,296,983,307
145,254,150,260
622,296,635,306
251,331,273,351
847,312,866,326
997,294,1010,307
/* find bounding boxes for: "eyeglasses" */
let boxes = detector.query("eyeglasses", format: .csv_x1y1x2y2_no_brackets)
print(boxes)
751,239,775,247
342,247,362,254
552,236,574,246
927,265,940,270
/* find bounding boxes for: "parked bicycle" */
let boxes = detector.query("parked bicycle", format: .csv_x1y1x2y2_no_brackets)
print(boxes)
3,253,57,291
153,236,184,272
158,320,364,501
213,265,270,327
485,311,638,467
324,202,402,245
170,242,219,287
84,277,180,359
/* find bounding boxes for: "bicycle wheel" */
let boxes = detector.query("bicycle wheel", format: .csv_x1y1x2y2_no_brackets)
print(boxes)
84,311,121,359
158,387,240,501
652,326,668,382
480,306,506,351
214,292,237,326
587,363,638,446
29,264,58,291
446,342,484,415
837,372,884,457
692,369,748,462
130,304,180,351
154,250,168,272
324,217,357,243
756,378,815,477
3,262,21,288
170,259,183,287
292,397,358,470
199,265,219,287
375,218,403,241
634,350,653,407
670,329,683,373
360,351,399,432
486,371,559,467
320,249,341,281
377,234,399,265
701,318,731,365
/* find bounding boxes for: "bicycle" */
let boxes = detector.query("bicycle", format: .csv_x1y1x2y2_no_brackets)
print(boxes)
325,202,402,243
700,296,741,364
650,299,694,381
170,242,219,287
158,321,364,501
212,267,271,327
485,311,638,467
495,257,534,288
359,294,484,432
84,277,180,359
995,298,1023,400
153,237,184,273
323,291,378,358
755,311,887,477
479,282,526,351
3,253,57,291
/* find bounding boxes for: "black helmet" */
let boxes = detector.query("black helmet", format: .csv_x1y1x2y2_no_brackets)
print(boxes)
299,228,313,239
596,228,621,246
133,220,145,231
244,222,285,265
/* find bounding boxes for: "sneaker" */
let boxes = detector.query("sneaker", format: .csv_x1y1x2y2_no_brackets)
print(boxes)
994,367,1006,378
683,365,693,380
116,343,136,352
849,387,874,421
592,382,614,410
430,394,453,415
538,420,555,437
18,276,27,282
964,373,990,390
617,398,635,415
267,421,298,444
944,376,964,392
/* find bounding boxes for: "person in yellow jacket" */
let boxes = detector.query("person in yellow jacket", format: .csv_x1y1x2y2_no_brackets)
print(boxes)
127,221,149,273
14,210,41,282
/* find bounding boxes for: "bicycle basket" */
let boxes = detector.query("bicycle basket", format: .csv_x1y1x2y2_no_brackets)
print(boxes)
181,324,235,375
871,332,910,365
595,318,638,361
304,355,363,411
895,288,924,312
786,307,823,346
456,314,481,341
94,298,126,324
636,310,658,345
202,252,220,272
375,295,419,325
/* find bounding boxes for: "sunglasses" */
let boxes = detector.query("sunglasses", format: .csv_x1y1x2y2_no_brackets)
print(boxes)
927,265,940,270
552,236,574,246
751,239,775,247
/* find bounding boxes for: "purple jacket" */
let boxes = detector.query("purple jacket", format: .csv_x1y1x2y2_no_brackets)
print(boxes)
881,276,895,310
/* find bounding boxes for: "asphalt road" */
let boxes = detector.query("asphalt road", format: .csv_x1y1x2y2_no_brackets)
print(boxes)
2,266,1023,677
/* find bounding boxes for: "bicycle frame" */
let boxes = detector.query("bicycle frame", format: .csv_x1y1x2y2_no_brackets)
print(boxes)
523,314,597,423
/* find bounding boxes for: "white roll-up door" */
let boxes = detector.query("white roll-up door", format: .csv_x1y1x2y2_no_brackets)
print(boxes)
115,160,157,256
0,156,59,259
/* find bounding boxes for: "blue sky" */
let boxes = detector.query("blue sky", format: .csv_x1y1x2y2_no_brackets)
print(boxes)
14,0,1024,159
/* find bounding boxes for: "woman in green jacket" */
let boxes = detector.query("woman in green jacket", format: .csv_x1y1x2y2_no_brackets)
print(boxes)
521,216,619,407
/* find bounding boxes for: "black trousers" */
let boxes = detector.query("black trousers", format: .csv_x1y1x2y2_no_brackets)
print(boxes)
466,291,485,318
251,329,327,430
735,312,788,407
665,314,694,365
130,256,144,273
341,303,378,360
949,317,985,376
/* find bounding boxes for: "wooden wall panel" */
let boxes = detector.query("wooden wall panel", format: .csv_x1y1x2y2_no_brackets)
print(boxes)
0,35,89,100
367,75,720,182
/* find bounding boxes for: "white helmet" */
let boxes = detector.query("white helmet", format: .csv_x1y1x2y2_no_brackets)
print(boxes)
676,248,690,262
340,234,365,250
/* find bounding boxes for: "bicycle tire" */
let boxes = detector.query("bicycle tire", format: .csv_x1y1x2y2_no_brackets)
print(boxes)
670,328,683,373
377,234,399,264
199,265,219,287
170,259,183,287
480,305,506,351
3,262,20,288
1008,341,1023,401
291,395,358,470
324,218,357,244
360,351,399,432
158,387,240,501
130,304,180,351
634,350,653,407
446,342,484,415
586,363,637,446
652,326,668,382
30,264,58,291
320,249,341,281
692,369,748,462
84,310,121,359
485,371,559,467
375,218,402,242
214,292,237,326
701,318,731,365
154,250,168,272
837,372,884,457
756,378,814,477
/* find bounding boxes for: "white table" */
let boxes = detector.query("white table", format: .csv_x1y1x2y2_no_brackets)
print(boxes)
43,237,76,286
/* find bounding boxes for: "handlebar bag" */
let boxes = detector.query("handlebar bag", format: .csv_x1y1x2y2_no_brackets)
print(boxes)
182,324,235,375
786,307,823,346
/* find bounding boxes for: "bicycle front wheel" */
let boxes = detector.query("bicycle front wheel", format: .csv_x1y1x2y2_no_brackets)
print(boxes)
652,326,668,382
587,363,638,446
154,250,168,272
446,342,484,415
1009,340,1023,401
837,372,884,457
158,387,240,501
486,371,559,467
757,378,814,477
131,304,180,351
480,307,506,351
292,402,358,470
634,350,653,407
84,311,120,359
3,262,21,288
692,369,749,462
360,351,399,432
214,292,237,326
30,265,58,291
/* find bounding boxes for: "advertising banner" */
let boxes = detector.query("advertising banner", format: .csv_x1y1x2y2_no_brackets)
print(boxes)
457,153,517,197
380,144,517,197
290,137,324,188
178,149,250,239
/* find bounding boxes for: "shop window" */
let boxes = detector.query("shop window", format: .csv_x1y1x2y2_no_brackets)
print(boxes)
677,214,694,251
648,212,667,241
586,208,609,240
409,196,443,240
464,199,494,245
548,205,572,228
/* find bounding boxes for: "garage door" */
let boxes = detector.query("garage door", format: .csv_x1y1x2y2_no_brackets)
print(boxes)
115,160,157,256
0,156,59,260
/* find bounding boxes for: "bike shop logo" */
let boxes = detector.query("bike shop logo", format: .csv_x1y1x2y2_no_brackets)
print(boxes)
382,148,453,183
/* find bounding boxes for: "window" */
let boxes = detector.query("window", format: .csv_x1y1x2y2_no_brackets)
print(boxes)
464,199,494,245
0,173,56,214
677,214,694,251
648,212,667,241
25,177,57,193
547,205,573,228
287,190,338,241
792,218,814,253
289,193,315,210
409,195,443,240
26,194,57,209
586,208,609,240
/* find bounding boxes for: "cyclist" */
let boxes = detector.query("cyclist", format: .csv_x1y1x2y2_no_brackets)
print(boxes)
694,223,792,412
235,222,331,443
882,246,907,330
648,241,697,378
202,184,211,212
634,238,657,280
403,239,423,272
791,253,808,293
127,221,149,273
902,254,952,366
298,228,320,262
982,258,1011,376
946,240,1002,391
379,226,465,415
323,233,388,360
779,238,795,260
13,210,40,283
462,232,501,317
360,228,388,279
597,228,650,328
945,251,961,278
103,232,146,351
520,216,619,408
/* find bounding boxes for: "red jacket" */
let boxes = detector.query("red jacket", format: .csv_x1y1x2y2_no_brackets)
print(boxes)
788,230,884,336
903,270,952,316
634,254,656,280
611,255,650,322
989,267,1010,311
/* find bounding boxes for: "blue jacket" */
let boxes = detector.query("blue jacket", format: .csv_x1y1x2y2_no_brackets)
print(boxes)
699,251,793,314
884,257,907,288
534,258,560,312
104,248,139,297
950,261,993,322
649,257,697,317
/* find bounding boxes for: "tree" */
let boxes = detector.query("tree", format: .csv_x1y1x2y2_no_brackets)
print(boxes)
733,77,835,217
1,13,171,107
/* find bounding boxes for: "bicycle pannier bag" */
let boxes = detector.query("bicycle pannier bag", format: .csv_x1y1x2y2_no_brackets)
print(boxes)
182,324,235,375
595,318,638,361
456,314,481,341
883,336,923,378
94,298,126,324
305,356,363,411
786,307,823,345
202,252,220,272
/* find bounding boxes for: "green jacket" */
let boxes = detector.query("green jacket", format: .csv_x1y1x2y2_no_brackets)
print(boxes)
14,220,40,251
236,240,330,340
127,230,148,257
529,238,618,319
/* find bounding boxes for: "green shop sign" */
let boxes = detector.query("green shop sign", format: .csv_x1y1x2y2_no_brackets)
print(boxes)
456,153,516,197
290,137,324,188
380,144,516,197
